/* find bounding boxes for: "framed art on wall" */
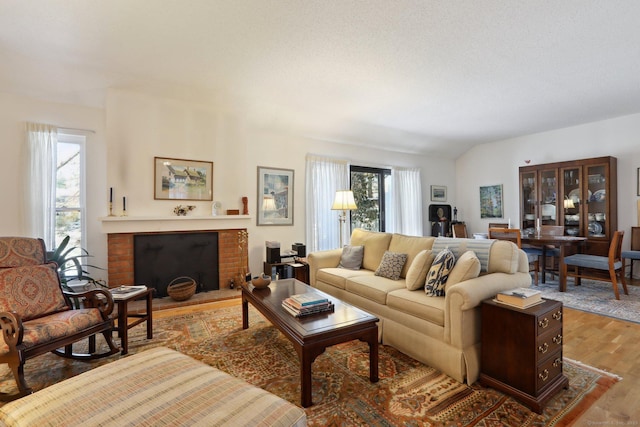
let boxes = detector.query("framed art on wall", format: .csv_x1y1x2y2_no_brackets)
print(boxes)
479,184,504,218
257,166,294,226
637,167,640,196
430,185,447,202
154,157,213,201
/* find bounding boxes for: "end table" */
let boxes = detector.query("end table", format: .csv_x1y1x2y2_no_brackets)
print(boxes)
111,287,153,355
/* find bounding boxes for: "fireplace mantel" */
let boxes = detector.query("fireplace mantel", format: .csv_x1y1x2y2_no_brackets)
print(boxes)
99,215,252,234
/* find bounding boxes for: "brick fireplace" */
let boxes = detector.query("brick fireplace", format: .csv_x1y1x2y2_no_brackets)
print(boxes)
107,228,248,293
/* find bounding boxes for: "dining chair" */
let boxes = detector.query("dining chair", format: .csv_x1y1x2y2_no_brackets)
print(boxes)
562,230,628,300
488,228,539,285
540,225,565,280
452,223,468,238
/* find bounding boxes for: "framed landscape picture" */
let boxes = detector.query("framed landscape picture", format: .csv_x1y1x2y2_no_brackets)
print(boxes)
257,166,294,226
430,185,447,202
479,184,503,218
154,157,213,201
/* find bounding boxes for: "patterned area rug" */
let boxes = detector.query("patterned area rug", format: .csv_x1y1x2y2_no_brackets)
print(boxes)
0,306,619,426
536,278,640,323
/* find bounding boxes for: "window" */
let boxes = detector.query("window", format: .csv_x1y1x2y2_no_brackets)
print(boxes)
55,134,86,255
350,166,391,232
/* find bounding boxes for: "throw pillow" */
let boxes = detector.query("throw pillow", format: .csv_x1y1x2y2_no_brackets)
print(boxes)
374,251,408,280
339,245,364,270
425,248,455,296
445,250,481,292
405,250,435,290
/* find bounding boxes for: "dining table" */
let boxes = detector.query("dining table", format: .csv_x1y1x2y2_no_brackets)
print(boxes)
520,234,588,292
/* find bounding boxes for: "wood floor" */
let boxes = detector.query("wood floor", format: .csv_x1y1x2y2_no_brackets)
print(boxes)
154,291,640,424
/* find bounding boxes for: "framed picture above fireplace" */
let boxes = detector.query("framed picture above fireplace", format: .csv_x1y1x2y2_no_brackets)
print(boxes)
257,166,294,226
154,157,213,201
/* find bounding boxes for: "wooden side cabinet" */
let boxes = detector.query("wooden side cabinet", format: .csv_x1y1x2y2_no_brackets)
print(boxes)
479,298,569,413
263,260,309,284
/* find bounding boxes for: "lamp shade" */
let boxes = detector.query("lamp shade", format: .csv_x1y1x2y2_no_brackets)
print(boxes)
332,190,357,210
262,196,277,211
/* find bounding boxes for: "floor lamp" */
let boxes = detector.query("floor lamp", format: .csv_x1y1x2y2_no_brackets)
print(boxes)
332,190,357,247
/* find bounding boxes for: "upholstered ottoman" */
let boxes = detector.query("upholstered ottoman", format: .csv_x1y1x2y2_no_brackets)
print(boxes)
0,347,307,427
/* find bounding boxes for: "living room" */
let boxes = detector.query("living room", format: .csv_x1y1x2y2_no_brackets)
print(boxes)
1,2,640,425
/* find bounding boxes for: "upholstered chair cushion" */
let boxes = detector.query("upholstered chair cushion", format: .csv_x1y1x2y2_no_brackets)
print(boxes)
425,249,455,296
374,251,408,280
405,250,435,290
0,237,46,268
445,250,481,292
339,245,364,270
0,263,68,319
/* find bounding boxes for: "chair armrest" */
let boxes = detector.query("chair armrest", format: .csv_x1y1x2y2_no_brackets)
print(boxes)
63,289,114,319
0,311,23,349
307,249,343,285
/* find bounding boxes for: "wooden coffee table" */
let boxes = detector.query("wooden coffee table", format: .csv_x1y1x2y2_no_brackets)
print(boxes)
241,278,379,407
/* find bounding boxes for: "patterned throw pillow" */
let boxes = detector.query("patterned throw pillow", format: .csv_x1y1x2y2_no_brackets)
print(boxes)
374,251,408,280
339,245,364,270
425,249,456,296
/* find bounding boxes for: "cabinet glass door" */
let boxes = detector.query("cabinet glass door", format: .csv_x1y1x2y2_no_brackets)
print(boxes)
520,171,536,232
586,164,607,238
539,168,558,226
561,167,581,236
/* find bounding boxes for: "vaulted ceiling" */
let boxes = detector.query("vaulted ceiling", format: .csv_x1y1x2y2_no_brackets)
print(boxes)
2,1,640,157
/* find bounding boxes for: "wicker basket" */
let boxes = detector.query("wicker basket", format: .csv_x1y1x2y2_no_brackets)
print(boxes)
167,277,197,301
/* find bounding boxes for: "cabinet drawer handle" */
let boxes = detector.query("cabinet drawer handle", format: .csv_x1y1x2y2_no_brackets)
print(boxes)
553,334,563,344
538,343,549,354
552,310,562,321
553,358,562,368
538,318,549,328
539,369,549,382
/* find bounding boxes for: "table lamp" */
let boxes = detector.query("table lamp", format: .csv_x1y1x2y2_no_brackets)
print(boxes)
331,190,357,247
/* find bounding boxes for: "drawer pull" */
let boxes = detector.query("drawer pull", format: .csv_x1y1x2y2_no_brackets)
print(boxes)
538,343,549,354
553,358,562,368
553,334,563,344
538,318,549,329
539,369,549,382
552,310,562,321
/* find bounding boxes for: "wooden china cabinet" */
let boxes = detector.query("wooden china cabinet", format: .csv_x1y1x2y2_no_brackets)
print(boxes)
519,156,617,256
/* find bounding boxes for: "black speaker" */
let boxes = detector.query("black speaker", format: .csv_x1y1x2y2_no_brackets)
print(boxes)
292,243,306,257
266,247,281,263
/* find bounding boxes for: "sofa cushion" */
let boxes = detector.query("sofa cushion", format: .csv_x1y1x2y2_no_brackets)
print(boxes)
339,245,364,270
375,251,408,280
487,240,520,274
387,288,445,326
345,275,406,305
405,250,435,291
445,250,481,292
350,229,393,271
316,268,373,290
388,234,435,278
425,249,455,297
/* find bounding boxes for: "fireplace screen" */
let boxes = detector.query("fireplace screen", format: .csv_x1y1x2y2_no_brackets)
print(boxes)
134,232,219,298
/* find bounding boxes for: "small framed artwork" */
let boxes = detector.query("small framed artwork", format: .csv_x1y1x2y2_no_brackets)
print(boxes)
154,157,213,201
637,167,640,196
257,166,294,226
430,185,447,202
479,184,504,218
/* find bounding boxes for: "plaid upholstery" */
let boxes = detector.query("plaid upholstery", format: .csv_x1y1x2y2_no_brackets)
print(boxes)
0,347,307,427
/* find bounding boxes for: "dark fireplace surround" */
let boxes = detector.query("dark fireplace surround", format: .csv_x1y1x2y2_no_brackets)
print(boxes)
107,229,246,297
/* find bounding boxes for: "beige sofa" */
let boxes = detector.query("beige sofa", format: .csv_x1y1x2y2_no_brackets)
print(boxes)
307,229,532,385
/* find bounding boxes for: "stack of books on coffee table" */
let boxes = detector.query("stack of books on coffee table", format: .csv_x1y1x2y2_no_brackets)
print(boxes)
282,292,334,318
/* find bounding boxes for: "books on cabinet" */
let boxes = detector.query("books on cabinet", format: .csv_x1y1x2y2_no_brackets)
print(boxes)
282,292,334,317
495,287,543,309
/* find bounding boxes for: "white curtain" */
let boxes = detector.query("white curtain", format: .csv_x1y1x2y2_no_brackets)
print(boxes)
24,122,57,249
305,155,350,252
390,167,423,236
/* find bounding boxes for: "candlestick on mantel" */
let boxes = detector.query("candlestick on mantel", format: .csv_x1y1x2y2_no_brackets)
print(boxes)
109,187,113,203
121,196,127,217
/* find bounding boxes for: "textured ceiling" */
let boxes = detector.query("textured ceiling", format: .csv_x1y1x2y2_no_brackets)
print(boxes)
1,0,640,157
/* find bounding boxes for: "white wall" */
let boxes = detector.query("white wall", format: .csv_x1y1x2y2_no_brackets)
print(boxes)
104,89,454,278
456,113,640,249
